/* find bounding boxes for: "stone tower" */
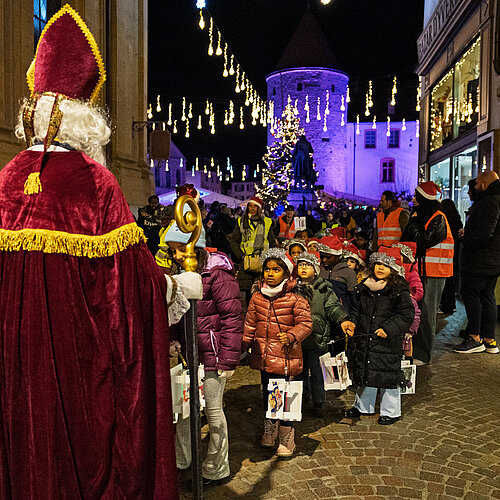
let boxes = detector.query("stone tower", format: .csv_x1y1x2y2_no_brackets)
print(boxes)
266,10,349,196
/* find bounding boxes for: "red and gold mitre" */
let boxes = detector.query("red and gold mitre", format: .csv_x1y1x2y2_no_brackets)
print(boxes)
26,4,106,103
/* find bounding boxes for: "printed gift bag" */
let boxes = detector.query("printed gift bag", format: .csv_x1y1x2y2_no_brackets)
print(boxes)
319,351,352,391
266,379,303,422
400,360,417,395
171,364,206,423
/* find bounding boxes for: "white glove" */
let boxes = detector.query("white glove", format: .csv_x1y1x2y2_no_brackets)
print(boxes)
170,340,181,357
217,369,235,379
173,272,203,300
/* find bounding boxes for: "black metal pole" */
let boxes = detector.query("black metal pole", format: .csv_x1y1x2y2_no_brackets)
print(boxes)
185,299,203,499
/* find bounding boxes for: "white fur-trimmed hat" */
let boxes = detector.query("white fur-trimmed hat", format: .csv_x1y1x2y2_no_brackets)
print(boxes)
297,252,321,276
416,181,442,200
370,248,405,277
260,248,295,275
285,238,307,253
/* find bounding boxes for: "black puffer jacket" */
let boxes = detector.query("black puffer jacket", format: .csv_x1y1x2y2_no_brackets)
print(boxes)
347,279,414,389
461,179,500,276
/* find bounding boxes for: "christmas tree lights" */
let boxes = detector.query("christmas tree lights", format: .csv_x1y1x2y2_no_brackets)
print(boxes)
254,102,304,210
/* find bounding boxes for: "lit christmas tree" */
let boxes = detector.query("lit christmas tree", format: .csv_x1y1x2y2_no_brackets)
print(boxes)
255,100,304,210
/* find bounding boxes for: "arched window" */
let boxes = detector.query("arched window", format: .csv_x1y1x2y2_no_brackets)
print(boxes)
176,169,181,186
297,83,303,91
380,158,395,183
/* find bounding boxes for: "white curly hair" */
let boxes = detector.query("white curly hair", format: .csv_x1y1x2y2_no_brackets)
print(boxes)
15,94,111,165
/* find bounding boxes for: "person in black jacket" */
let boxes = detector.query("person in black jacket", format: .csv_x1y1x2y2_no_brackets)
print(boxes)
401,182,452,365
345,251,414,425
453,171,500,354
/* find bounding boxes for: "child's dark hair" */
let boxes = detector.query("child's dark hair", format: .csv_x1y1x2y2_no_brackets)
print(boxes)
169,247,208,274
366,262,406,286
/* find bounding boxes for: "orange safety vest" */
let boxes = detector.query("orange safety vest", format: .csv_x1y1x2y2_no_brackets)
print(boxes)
423,211,454,278
279,216,296,239
377,207,403,247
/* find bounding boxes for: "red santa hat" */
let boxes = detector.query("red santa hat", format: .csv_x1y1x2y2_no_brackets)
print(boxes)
370,247,405,277
319,235,343,255
393,242,416,263
342,244,366,266
248,196,263,209
416,181,442,200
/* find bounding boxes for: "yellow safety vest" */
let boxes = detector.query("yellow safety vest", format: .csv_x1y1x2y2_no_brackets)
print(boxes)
238,216,272,255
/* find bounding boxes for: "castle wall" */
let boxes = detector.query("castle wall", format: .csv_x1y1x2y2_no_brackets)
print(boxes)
266,67,349,194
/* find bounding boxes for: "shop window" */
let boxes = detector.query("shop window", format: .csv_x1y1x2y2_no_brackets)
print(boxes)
34,0,60,49
365,130,376,148
380,158,395,183
453,147,478,221
430,158,451,199
453,39,480,137
388,130,400,148
430,37,481,152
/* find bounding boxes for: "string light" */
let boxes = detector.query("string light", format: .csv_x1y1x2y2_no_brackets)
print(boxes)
162,122,166,131
372,116,377,129
205,99,210,115
346,86,351,103
188,102,193,119
173,120,178,134
165,160,169,172
215,30,222,56
185,118,190,138
340,94,345,112
416,76,422,112
365,90,370,116
196,0,206,8
386,116,391,137
208,17,214,56
241,73,246,91
180,158,184,168
229,54,235,75
197,115,202,129
323,114,327,132
368,80,373,108
402,118,406,131
195,157,200,171
150,158,154,168
240,106,245,129
147,103,153,119
316,97,321,120
416,119,420,137
167,103,172,126
192,166,195,177
229,100,235,124
390,76,397,107
223,44,228,77
235,65,241,93
341,113,345,126
181,97,186,121
198,10,205,30
325,90,330,115
224,109,228,126
356,114,360,135
156,95,161,113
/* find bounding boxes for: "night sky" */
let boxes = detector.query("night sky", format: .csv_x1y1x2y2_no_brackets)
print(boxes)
148,0,425,176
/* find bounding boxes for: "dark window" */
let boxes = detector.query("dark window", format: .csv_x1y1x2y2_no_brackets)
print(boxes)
34,0,60,49
381,158,395,183
321,137,330,142
331,85,335,92
365,130,376,148
297,83,303,91
154,163,160,186
388,129,400,148
176,169,181,186
273,87,276,96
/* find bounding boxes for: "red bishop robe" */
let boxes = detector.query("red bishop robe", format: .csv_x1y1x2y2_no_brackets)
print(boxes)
0,148,178,499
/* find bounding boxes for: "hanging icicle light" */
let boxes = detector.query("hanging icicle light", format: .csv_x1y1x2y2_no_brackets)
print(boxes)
180,158,184,169
416,76,422,112
316,97,321,120
223,44,228,77
235,65,241,93
341,113,345,126
150,158,154,168
167,103,172,126
185,119,190,138
323,115,327,132
205,99,210,115
224,109,228,126
215,29,222,56
192,166,195,177
156,95,161,113
152,122,156,131
340,94,345,112
198,9,205,30
304,94,310,123
181,97,186,121
416,119,420,137
402,118,406,131
197,115,202,130
165,160,169,172
173,120,178,134
346,86,351,103
241,73,246,91
325,90,330,115
188,102,193,119
147,103,153,119
372,115,377,129
368,80,373,108
240,106,244,129
162,122,166,131
229,54,235,76
208,17,214,56
365,91,370,117
390,76,397,107
356,114,360,135
386,116,391,137
195,157,200,171
229,100,235,124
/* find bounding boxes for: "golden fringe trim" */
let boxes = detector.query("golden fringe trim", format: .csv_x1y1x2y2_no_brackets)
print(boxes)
0,223,146,258
24,172,43,195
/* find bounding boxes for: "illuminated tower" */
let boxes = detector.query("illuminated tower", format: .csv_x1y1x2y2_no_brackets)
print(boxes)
266,10,349,196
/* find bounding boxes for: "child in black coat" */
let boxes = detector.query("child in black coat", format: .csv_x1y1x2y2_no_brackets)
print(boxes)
346,249,415,425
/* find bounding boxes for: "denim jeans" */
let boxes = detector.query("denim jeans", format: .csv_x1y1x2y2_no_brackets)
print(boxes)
295,348,326,406
260,371,293,427
413,277,446,363
354,386,401,418
461,274,498,340
176,372,230,480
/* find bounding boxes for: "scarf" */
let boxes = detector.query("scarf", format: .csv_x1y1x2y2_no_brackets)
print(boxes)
260,279,288,299
364,277,387,291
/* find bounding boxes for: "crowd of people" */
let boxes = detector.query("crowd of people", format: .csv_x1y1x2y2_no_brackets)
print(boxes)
149,174,500,486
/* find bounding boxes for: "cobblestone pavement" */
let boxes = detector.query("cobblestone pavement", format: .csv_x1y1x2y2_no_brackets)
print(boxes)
180,303,500,499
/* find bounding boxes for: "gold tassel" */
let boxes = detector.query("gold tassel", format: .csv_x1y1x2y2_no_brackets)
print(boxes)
24,172,42,195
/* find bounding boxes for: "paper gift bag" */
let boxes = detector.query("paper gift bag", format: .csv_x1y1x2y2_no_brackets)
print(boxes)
400,360,416,395
266,379,303,422
171,363,206,422
319,351,352,391
294,216,307,231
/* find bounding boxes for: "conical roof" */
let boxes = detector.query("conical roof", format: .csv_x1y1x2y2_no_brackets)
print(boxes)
276,11,341,70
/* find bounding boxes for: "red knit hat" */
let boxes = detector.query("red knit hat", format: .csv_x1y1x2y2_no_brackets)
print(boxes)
27,4,106,103
248,196,263,209
319,235,343,255
416,181,442,200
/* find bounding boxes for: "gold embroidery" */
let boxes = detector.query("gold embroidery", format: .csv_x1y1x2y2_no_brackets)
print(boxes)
0,223,146,257
26,4,106,103
23,172,43,195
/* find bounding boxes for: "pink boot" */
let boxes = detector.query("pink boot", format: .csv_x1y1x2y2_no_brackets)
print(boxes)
276,426,295,457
